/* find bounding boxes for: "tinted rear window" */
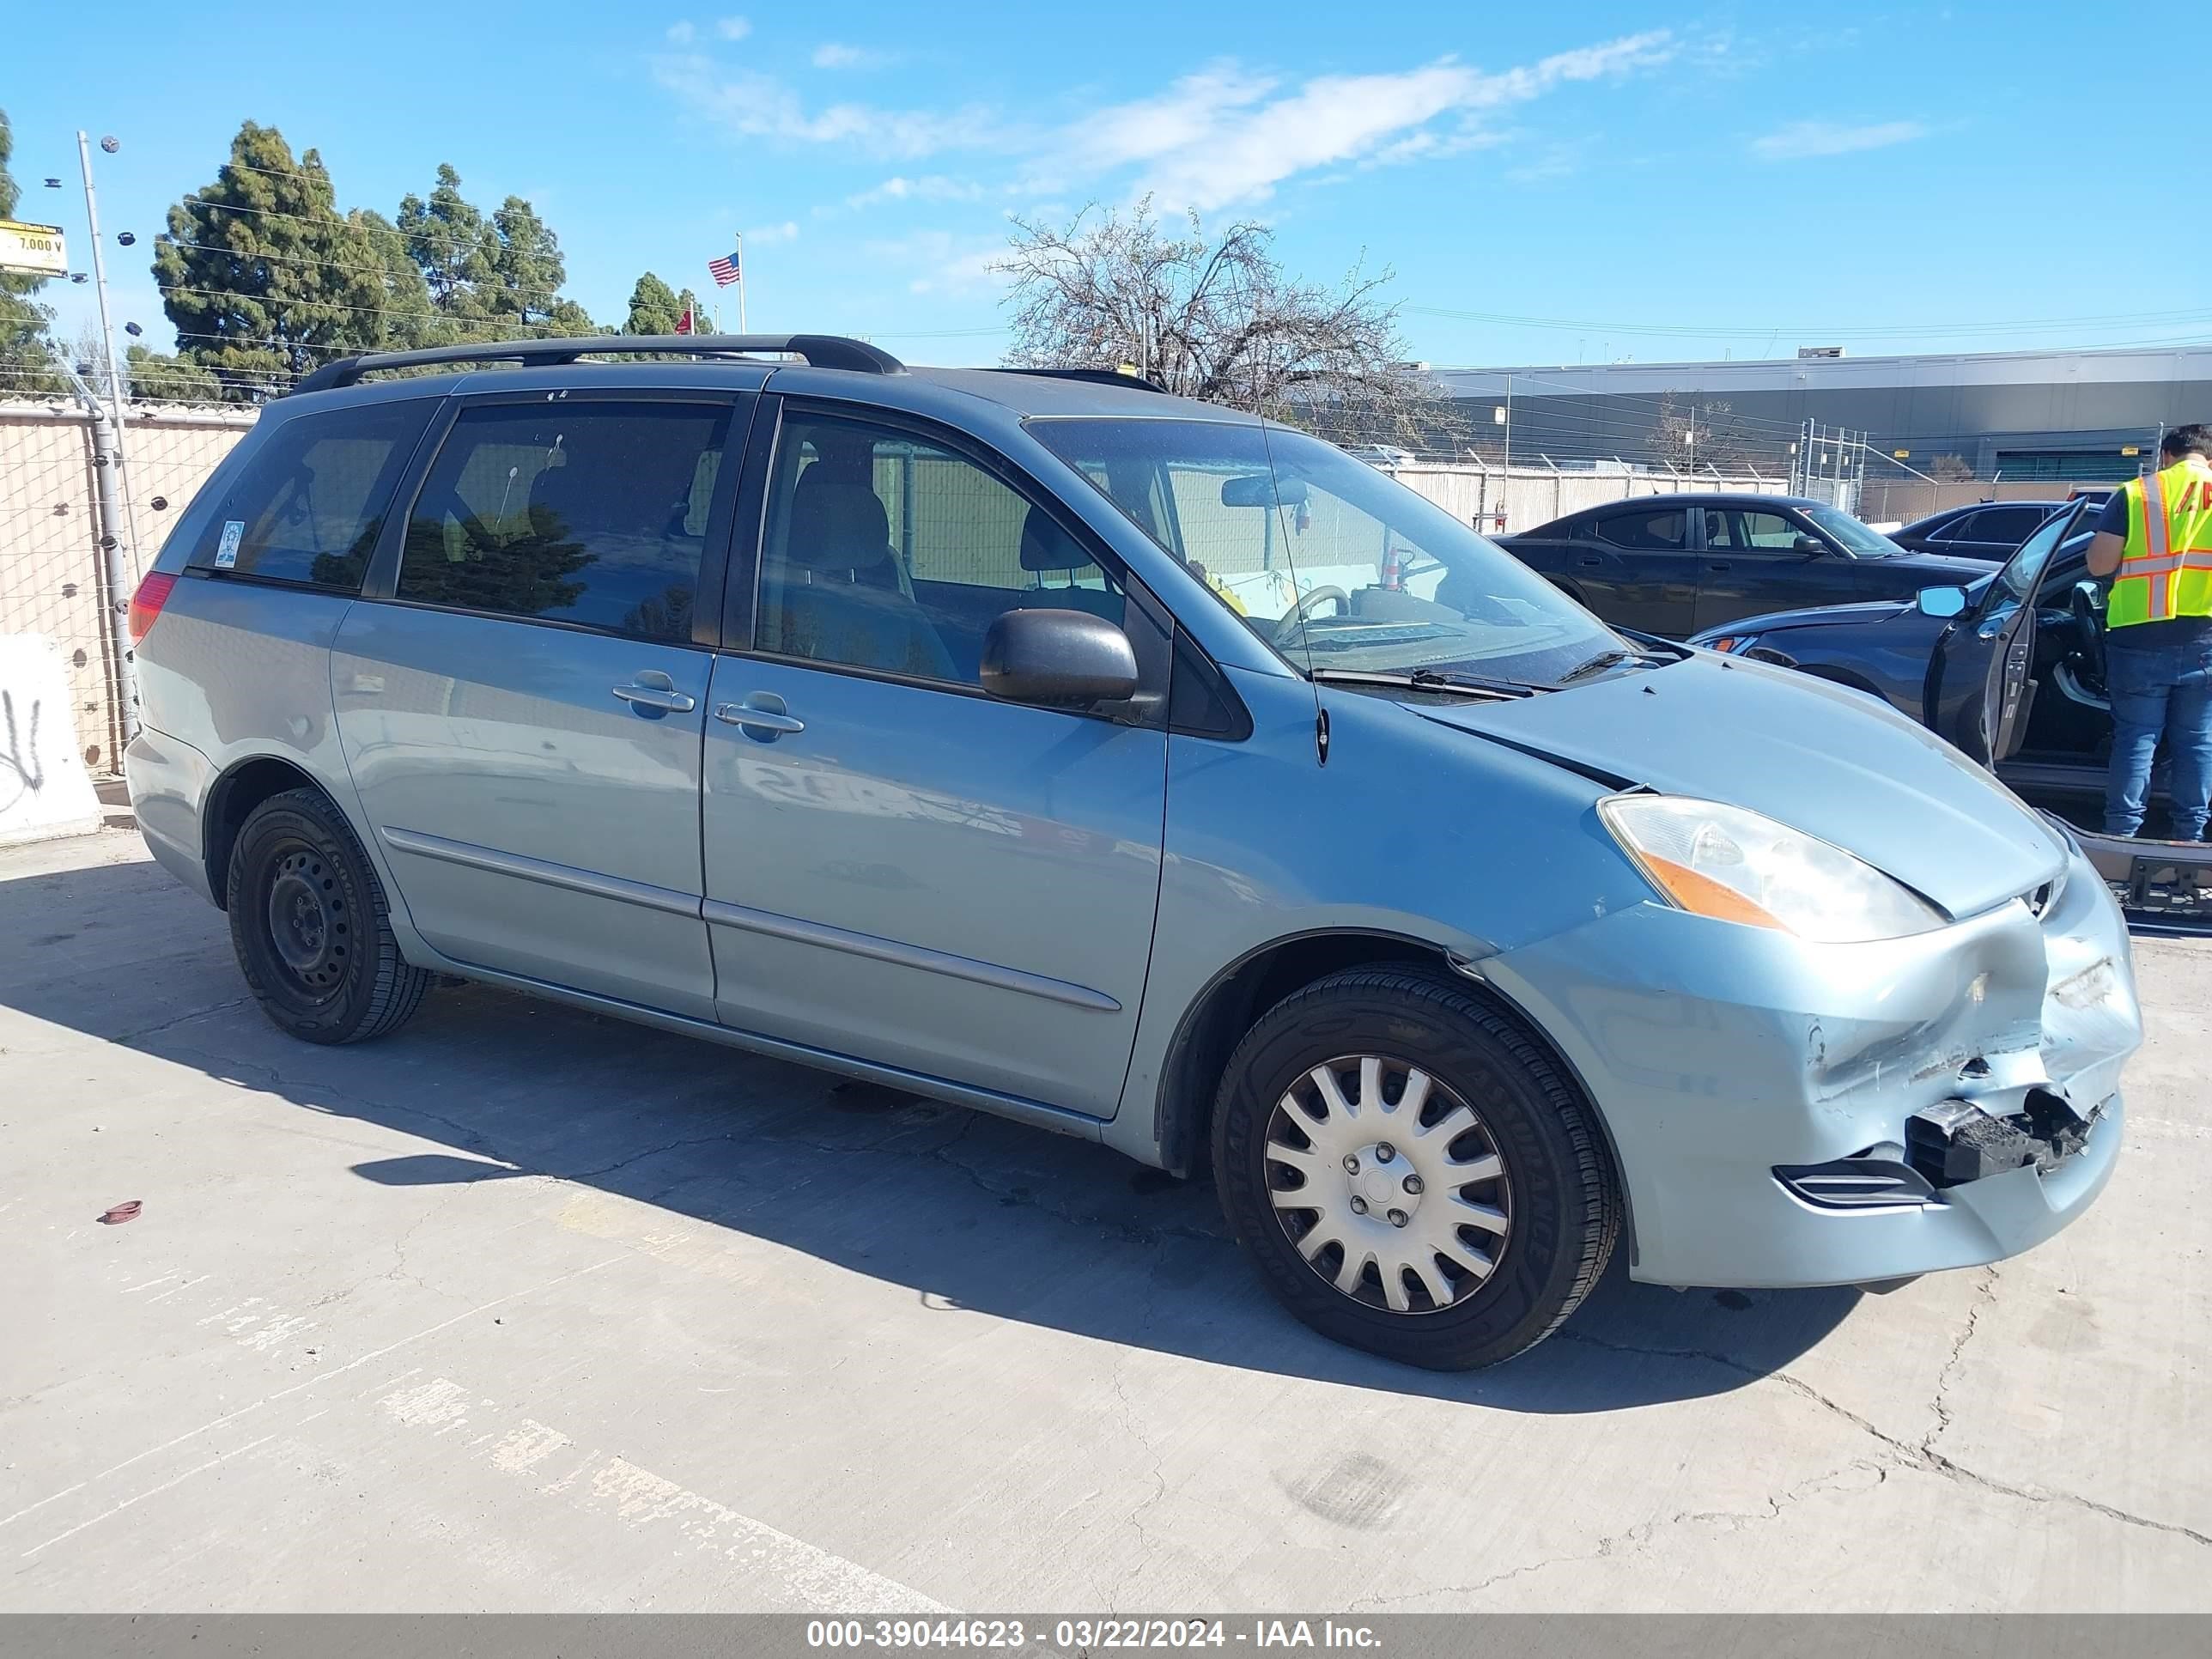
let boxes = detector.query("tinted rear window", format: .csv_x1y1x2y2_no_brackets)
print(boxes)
189,402,434,591
397,400,735,641
1595,508,1686,550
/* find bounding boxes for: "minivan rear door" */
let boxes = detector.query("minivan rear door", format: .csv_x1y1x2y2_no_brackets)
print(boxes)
335,385,757,1018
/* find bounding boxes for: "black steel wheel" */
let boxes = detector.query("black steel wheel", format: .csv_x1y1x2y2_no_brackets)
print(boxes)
226,787,429,1044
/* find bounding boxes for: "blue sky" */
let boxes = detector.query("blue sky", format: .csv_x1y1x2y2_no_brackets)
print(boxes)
4,1,2195,369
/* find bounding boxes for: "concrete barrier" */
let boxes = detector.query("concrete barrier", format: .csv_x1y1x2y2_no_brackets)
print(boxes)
0,633,103,847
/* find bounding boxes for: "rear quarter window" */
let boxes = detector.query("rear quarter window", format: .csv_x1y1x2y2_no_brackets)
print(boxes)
188,401,436,591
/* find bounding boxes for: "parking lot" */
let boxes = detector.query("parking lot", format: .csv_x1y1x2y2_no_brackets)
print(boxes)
3,823,2208,1613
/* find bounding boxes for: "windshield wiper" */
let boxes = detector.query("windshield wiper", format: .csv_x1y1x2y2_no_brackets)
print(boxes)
1308,667,1540,700
1555,649,1640,684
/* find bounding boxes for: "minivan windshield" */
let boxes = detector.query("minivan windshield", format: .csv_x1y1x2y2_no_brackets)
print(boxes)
1030,417,1627,685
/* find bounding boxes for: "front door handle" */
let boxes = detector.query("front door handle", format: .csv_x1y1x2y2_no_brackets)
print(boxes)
714,695,805,738
1577,556,1601,567
613,682,697,714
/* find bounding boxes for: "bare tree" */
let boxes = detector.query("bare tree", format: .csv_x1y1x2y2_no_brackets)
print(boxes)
994,199,1456,447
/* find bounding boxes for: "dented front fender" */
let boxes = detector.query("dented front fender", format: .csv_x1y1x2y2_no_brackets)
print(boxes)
1468,843,2141,1288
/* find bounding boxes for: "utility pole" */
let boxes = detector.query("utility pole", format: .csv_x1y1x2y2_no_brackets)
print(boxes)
76,131,141,577
58,356,142,751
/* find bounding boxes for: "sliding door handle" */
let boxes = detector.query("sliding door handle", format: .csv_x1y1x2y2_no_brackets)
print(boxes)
714,697,805,738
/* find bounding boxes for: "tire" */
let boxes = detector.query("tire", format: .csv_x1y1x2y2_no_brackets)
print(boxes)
1212,965,1620,1370
225,787,430,1045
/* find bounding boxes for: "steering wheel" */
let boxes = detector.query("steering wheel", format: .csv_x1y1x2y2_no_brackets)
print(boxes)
1273,586,1351,644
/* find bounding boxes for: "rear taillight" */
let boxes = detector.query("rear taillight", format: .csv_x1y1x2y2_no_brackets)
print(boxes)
128,571,176,643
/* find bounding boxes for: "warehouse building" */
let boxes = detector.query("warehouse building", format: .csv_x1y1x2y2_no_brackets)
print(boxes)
1431,343,2212,482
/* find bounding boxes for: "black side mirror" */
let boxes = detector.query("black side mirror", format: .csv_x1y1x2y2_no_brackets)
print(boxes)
1916,586,1969,619
981,607,1139,708
1791,535,1826,556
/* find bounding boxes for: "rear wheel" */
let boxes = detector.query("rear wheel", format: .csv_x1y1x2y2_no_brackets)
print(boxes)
226,788,429,1044
1212,966,1619,1369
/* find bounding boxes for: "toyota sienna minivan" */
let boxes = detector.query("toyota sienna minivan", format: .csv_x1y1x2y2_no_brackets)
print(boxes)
124,333,2141,1369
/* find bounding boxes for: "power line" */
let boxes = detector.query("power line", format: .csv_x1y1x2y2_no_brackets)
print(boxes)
156,236,580,301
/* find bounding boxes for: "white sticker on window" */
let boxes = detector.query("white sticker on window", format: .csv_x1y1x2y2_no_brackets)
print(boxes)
214,520,245,568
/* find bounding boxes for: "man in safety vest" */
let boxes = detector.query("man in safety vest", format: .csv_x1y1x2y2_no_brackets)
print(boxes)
2086,425,2212,839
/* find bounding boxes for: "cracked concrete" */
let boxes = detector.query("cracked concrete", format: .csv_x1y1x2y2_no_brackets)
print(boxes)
2,829,2208,1612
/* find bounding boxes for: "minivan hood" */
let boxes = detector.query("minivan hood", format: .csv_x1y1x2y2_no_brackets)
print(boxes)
1413,654,2067,920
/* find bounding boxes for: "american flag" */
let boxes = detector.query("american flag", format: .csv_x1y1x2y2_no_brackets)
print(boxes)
708,252,741,288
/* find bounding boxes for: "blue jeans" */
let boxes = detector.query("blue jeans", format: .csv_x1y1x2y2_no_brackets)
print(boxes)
2105,629,2212,839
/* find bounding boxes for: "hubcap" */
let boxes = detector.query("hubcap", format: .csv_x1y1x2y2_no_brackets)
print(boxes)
1264,1055,1512,1316
264,848,349,993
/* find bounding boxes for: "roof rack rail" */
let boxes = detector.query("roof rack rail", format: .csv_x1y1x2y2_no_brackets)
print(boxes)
290,332,906,396
992,366,1170,394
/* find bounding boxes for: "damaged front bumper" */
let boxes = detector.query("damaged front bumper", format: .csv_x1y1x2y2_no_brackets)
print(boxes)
2067,819,2212,933
1474,841,2140,1290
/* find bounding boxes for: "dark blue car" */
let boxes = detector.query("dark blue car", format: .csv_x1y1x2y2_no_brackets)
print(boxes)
1689,503,2212,926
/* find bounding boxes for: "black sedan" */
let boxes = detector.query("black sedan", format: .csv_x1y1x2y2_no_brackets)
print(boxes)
1686,503,2212,927
1498,493,1990,638
1886,499,2067,560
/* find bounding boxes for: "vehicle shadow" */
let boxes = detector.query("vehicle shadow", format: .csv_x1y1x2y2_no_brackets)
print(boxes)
2,852,1860,1411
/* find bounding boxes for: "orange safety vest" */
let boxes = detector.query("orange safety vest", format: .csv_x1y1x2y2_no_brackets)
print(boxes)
2109,457,2212,629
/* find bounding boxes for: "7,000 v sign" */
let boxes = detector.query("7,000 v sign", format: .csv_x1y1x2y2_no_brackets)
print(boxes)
0,219,69,278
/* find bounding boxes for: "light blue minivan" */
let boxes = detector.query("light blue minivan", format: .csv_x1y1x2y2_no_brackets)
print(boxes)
125,335,2141,1368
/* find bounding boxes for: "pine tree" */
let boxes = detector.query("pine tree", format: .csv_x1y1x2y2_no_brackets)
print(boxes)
486,196,594,335
398,167,595,341
396,164,495,336
354,207,442,348
0,107,64,398
623,272,681,335
125,344,222,402
153,122,396,398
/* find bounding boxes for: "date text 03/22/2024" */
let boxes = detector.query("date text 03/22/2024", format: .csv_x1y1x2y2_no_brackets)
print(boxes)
803,1620,1384,1650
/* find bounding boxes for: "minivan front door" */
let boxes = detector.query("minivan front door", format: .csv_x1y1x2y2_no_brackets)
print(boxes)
335,390,753,1018
699,405,1168,1117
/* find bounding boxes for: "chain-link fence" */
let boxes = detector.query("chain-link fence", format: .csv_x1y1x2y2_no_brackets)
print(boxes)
0,399,258,774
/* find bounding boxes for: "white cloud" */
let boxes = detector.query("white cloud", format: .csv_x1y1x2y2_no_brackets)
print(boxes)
845,174,987,210
715,15,750,40
654,49,1000,158
665,20,695,44
813,42,889,70
1060,31,1673,210
745,220,800,245
1751,118,1927,161
656,30,1672,206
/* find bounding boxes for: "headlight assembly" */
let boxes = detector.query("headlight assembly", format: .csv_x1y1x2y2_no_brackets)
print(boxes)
1600,794,1946,943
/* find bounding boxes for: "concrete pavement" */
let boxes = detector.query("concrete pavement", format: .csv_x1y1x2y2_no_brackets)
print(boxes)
2,828,2206,1611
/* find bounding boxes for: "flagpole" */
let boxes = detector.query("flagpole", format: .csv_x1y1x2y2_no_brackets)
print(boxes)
737,233,748,332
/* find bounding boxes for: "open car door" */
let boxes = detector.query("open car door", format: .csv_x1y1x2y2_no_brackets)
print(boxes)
1978,502,2087,763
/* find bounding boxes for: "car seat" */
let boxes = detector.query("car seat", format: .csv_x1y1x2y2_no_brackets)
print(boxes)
1012,506,1121,620
770,475,955,681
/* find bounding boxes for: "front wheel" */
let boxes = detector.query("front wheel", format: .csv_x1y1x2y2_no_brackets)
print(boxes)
226,787,431,1044
1212,966,1620,1370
